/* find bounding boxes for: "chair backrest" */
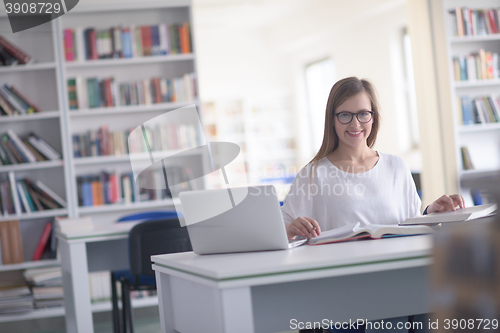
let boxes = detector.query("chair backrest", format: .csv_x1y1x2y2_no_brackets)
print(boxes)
128,218,192,277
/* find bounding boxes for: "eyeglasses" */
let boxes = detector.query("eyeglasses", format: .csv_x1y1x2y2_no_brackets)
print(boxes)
334,111,374,124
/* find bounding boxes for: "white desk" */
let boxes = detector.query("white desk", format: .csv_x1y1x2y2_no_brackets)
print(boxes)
152,235,433,333
57,222,139,333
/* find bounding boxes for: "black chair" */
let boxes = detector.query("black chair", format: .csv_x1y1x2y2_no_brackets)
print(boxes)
111,218,192,333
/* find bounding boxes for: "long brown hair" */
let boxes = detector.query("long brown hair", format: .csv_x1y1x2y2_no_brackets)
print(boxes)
308,77,381,174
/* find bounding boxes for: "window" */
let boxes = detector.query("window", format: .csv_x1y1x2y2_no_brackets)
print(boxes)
305,59,336,152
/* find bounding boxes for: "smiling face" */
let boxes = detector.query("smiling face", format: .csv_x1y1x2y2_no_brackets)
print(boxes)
333,92,373,150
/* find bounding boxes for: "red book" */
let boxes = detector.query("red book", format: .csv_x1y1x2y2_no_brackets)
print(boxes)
89,30,98,60
105,79,113,107
0,35,32,64
32,221,52,261
109,173,118,203
487,10,497,34
152,78,162,103
64,29,75,61
141,26,152,56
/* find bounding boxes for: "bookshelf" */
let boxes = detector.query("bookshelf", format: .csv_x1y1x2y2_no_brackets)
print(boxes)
0,0,201,325
443,0,500,206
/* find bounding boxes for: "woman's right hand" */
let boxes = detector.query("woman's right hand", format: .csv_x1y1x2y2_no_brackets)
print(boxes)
286,217,321,240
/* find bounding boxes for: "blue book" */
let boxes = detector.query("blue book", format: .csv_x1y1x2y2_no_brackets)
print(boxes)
461,95,474,125
82,178,93,206
121,28,133,58
150,25,161,55
72,134,81,157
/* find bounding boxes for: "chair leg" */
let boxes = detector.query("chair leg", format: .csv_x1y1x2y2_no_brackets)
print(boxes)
111,273,121,333
121,277,135,333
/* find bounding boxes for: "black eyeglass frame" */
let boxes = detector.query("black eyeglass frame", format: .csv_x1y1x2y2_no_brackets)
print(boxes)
334,111,374,124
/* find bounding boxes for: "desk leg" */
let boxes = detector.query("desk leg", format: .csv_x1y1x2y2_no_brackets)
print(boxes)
156,271,175,333
219,287,255,333
60,240,94,333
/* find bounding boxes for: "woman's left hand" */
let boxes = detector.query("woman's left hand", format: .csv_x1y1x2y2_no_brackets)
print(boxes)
427,194,465,214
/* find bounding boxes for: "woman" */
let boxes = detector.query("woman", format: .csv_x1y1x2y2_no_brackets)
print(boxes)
281,77,464,333
282,76,464,241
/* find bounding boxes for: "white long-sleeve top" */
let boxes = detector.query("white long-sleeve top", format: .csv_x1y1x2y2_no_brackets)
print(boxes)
281,152,421,231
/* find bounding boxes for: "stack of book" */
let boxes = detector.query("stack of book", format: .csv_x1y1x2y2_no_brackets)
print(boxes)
67,73,197,110
76,166,192,207
0,35,32,66
0,131,61,165
0,84,41,116
452,49,500,81
16,178,67,213
63,23,192,62
0,220,23,264
0,285,33,314
72,122,201,158
23,267,63,309
457,95,500,125
448,7,500,36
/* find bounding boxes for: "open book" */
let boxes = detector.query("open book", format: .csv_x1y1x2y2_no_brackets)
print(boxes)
400,203,497,225
308,222,434,245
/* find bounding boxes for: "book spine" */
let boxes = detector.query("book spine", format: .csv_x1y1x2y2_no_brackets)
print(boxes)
19,180,36,212
29,134,61,160
64,28,75,61
8,220,23,263
0,35,31,64
17,181,31,214
32,221,52,261
8,171,21,215
0,222,12,264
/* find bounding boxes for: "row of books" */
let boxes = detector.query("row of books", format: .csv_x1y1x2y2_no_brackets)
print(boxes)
0,84,41,116
76,167,192,207
448,7,500,37
63,23,192,62
0,35,32,66
1,174,66,217
73,122,201,158
67,73,197,110
0,131,61,166
457,95,500,125
452,50,499,81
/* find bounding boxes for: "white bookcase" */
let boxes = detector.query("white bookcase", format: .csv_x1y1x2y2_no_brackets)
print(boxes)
443,0,500,205
0,0,201,324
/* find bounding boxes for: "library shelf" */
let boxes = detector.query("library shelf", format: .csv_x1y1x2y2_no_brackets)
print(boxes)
0,296,159,323
0,111,60,123
0,259,60,273
458,123,500,133
453,79,500,88
77,199,176,214
0,208,69,222
0,160,64,173
460,168,500,179
0,62,57,74
73,149,198,165
68,101,198,117
91,295,158,313
449,33,500,43
0,307,65,323
64,53,195,69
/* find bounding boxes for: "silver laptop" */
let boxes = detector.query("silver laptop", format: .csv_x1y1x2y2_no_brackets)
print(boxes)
179,185,307,254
